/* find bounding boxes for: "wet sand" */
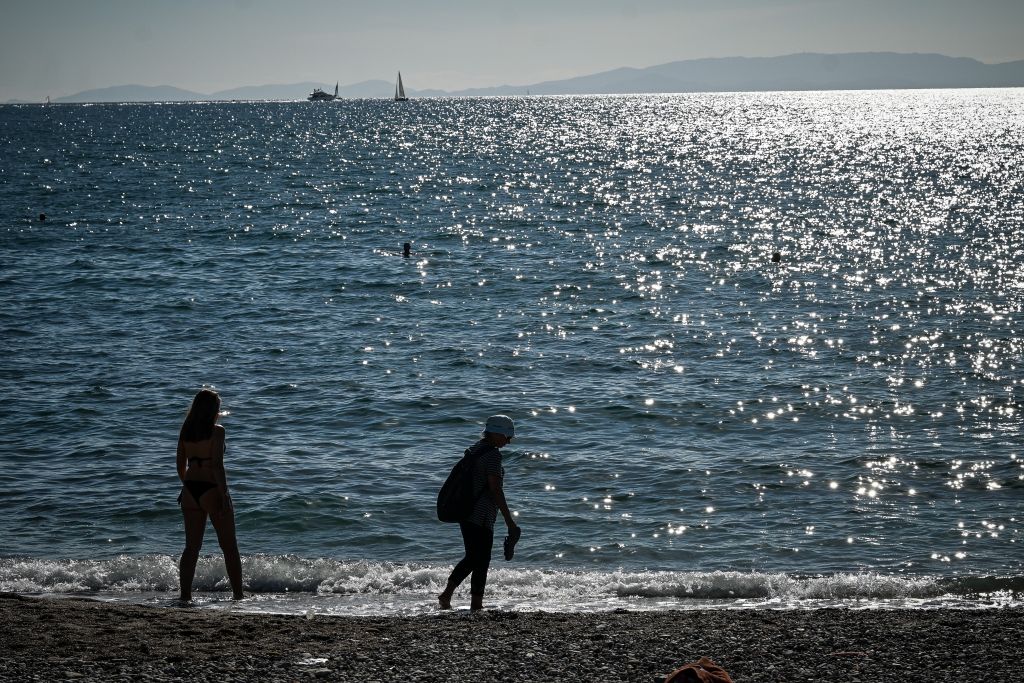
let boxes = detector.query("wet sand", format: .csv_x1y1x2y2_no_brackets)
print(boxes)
1,593,1021,682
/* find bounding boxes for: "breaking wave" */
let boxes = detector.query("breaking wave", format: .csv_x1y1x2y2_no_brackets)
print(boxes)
3,555,1022,611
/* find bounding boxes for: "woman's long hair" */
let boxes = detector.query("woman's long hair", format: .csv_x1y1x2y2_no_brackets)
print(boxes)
180,389,221,443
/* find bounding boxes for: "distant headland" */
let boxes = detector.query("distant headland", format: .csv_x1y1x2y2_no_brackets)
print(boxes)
21,52,1024,104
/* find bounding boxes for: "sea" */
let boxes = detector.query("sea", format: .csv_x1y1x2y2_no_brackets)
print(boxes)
1,89,1022,616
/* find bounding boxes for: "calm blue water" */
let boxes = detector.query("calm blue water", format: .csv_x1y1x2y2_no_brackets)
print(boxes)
1,91,1022,612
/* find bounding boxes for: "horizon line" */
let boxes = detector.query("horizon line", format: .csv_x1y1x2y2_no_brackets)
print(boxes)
9,50,1024,104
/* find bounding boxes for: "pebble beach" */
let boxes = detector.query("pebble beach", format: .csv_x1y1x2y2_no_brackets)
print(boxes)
2,594,1021,682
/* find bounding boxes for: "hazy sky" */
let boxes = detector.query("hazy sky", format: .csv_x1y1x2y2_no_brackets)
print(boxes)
2,0,1022,100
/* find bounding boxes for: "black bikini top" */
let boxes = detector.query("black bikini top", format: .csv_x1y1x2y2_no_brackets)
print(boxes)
187,435,220,467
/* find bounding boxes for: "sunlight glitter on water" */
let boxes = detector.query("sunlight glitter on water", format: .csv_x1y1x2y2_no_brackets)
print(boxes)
1,91,1022,581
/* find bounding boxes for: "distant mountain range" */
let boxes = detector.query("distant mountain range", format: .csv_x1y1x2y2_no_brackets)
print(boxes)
24,52,1024,104
445,52,1024,97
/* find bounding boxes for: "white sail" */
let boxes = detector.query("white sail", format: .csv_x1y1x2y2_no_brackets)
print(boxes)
395,72,407,101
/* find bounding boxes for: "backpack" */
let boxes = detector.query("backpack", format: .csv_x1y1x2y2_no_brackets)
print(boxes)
436,445,489,523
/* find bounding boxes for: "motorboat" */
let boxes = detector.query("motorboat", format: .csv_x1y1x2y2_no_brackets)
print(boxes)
308,83,339,101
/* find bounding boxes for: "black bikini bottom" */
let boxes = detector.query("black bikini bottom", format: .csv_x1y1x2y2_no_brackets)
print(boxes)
178,480,218,506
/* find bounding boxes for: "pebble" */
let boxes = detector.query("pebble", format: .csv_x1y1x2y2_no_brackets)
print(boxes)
3,595,1023,682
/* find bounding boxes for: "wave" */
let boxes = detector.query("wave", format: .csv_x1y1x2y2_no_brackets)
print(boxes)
3,555,1021,609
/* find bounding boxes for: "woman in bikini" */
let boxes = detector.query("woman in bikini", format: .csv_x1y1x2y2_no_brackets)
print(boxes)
176,389,244,601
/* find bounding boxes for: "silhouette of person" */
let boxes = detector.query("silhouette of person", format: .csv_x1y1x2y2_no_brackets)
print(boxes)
403,242,411,258
771,251,782,264
176,389,244,601
438,415,520,611
38,213,46,222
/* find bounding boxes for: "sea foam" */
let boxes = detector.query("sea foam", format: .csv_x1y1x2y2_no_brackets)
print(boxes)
3,555,1020,613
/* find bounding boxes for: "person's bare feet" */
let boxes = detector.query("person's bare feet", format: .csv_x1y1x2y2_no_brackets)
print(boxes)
438,592,452,610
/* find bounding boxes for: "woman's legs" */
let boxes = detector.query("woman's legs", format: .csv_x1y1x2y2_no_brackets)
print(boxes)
439,522,493,610
179,506,207,601
467,524,493,607
209,504,244,600
466,524,494,599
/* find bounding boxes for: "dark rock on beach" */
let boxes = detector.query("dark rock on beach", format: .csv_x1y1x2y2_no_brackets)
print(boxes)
1,594,1021,682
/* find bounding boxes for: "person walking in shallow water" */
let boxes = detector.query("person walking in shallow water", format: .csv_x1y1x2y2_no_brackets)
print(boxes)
176,389,244,601
439,415,520,611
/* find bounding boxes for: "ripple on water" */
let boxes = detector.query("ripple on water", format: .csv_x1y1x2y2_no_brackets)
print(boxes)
0,92,1022,577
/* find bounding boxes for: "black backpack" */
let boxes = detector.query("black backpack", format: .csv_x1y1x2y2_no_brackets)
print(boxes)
436,445,489,523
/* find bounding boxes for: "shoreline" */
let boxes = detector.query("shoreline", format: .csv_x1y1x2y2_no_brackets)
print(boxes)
2,594,1022,681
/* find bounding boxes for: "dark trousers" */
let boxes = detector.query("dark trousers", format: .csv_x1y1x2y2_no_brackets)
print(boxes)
447,521,494,595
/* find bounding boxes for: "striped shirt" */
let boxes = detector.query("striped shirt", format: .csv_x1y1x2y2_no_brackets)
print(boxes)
465,440,503,529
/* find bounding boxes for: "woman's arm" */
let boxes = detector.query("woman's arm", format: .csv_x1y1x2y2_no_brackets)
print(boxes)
487,475,517,530
211,426,232,510
176,438,187,482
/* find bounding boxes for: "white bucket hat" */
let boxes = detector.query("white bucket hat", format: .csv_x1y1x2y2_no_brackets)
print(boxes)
484,414,515,437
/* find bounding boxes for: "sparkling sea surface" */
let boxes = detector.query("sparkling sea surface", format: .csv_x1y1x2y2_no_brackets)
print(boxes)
1,90,1022,612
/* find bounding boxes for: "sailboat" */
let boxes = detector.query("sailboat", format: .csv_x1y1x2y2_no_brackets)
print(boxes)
394,72,409,101
308,82,338,101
